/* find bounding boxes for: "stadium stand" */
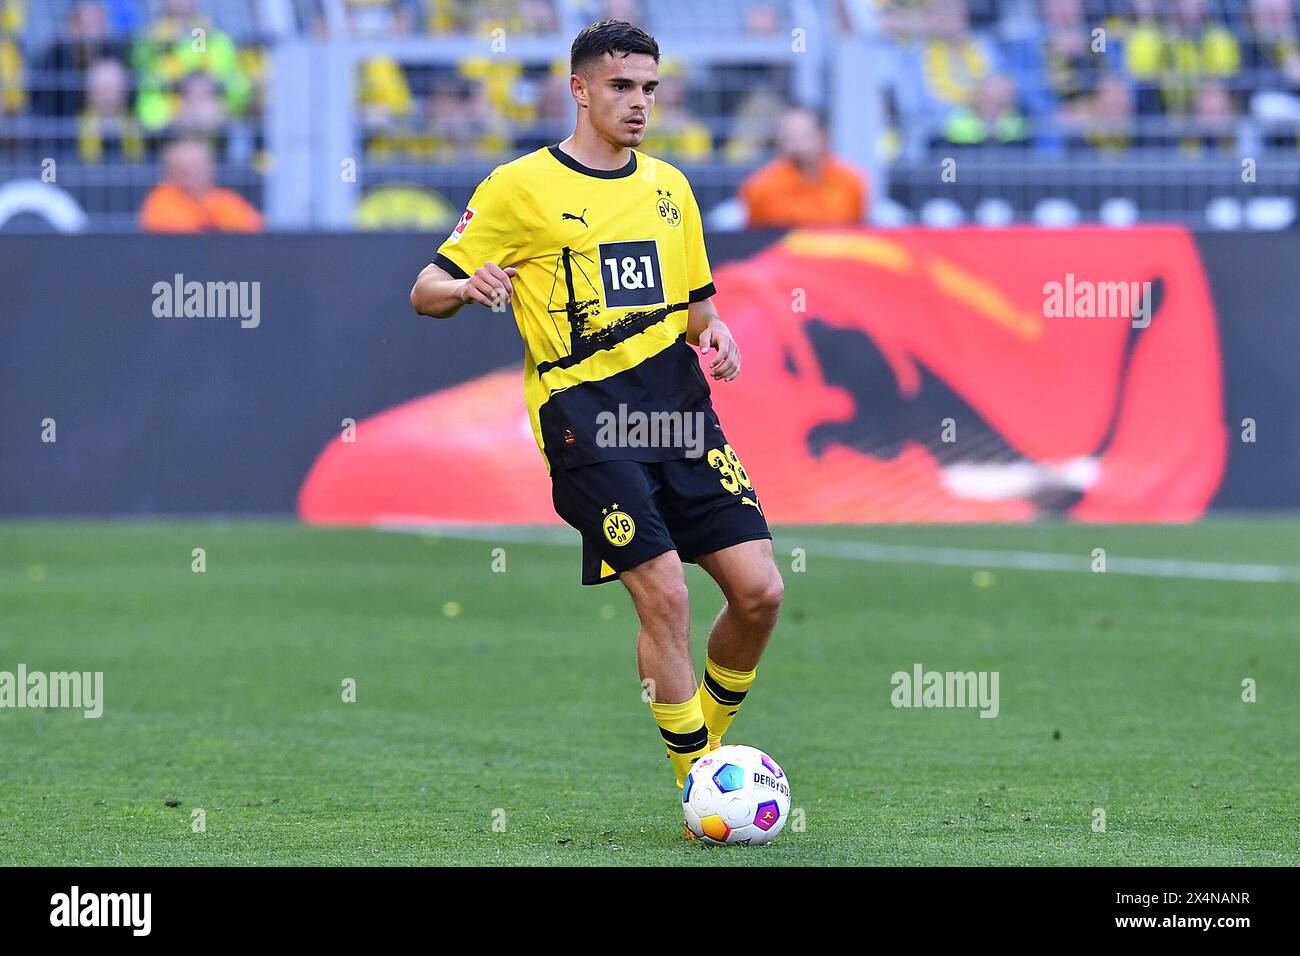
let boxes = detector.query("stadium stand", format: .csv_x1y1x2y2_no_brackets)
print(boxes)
1,0,1297,231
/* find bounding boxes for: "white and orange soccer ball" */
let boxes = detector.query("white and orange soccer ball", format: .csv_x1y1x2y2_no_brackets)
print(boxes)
683,745,791,846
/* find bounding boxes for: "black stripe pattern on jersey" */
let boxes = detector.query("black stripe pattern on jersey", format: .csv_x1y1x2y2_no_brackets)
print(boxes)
539,245,688,375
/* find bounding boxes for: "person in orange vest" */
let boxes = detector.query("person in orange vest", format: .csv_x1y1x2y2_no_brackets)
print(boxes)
738,106,867,227
139,138,263,232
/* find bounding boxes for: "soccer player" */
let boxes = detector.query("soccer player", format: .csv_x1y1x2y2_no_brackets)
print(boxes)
410,20,784,817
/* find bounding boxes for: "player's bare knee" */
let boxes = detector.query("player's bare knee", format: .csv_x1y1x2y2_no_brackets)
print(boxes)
765,572,785,614
627,559,689,635
647,576,690,632
638,609,690,657
734,570,783,627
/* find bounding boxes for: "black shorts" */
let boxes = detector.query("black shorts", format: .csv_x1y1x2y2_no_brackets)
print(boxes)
551,442,772,585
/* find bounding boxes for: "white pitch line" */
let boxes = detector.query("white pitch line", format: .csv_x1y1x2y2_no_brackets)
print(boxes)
791,538,1300,584
373,522,1300,584
375,520,574,545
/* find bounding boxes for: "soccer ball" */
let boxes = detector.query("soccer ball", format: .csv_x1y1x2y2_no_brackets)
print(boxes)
683,744,791,846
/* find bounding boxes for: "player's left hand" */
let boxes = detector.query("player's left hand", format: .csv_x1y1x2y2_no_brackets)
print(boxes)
698,319,740,381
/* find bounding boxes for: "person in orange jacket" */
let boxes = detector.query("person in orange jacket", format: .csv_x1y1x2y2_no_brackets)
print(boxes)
739,106,867,227
139,138,263,232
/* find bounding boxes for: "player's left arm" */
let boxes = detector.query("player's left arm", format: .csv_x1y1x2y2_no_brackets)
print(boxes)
681,178,738,381
688,299,739,382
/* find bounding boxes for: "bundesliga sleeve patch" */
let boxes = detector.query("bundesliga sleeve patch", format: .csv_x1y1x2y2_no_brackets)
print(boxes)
446,206,476,244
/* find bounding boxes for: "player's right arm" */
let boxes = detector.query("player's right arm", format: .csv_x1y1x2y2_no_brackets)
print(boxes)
409,166,522,319
410,260,518,318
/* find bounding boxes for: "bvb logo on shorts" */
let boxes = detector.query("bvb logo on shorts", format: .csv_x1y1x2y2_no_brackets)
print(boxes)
602,506,636,547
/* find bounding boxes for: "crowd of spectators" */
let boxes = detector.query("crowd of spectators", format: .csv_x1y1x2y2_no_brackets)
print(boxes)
3,0,1300,231
3,0,263,166
873,0,1300,156
335,0,1300,163
0,0,794,165
344,0,791,164
8,0,1300,164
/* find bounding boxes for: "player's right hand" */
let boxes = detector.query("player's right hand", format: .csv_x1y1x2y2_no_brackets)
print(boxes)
458,263,518,309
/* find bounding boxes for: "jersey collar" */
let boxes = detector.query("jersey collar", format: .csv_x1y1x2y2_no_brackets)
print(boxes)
547,144,638,179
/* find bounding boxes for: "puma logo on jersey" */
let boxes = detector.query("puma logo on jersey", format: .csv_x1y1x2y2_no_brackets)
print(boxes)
741,496,762,515
561,209,588,227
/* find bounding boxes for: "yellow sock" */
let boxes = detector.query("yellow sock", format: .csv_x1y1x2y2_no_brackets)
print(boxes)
649,687,710,788
700,657,757,747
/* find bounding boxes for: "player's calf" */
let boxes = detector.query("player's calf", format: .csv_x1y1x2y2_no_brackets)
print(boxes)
623,552,708,787
696,543,785,746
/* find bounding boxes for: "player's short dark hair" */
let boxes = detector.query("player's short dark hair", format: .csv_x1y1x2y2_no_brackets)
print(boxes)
570,19,660,76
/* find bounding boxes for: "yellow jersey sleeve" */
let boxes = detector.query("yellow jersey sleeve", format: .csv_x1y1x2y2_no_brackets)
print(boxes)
682,180,715,301
433,169,523,279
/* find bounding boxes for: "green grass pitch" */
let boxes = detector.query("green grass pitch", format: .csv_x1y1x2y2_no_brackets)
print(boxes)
0,519,1296,866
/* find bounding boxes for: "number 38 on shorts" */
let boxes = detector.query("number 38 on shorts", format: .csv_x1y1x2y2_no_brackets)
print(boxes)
707,443,753,495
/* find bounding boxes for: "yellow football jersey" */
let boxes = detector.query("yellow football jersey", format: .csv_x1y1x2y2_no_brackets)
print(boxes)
433,144,718,473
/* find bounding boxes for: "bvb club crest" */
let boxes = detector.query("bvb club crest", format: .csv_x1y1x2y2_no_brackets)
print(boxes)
602,505,636,546
655,189,680,227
